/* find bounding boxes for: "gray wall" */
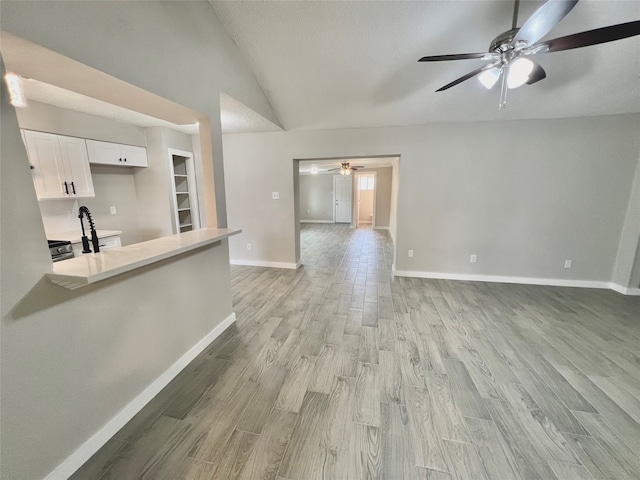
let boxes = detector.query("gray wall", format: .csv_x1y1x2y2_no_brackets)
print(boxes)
222,114,640,284
613,152,640,288
300,174,334,222
1,2,278,479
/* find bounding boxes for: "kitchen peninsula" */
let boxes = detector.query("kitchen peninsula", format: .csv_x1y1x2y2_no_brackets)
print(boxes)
48,228,240,290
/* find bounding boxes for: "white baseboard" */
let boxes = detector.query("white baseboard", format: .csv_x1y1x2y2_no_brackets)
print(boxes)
230,259,299,269
610,283,640,296
300,220,333,224
373,226,390,231
393,270,614,290
44,312,237,480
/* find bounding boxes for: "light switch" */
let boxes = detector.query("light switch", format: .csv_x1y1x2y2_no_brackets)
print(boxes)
110,206,117,215
272,192,280,200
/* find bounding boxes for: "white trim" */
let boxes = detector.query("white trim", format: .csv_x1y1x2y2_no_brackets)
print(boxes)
610,284,640,296
393,270,612,290
44,312,237,480
300,219,333,224
374,226,390,232
230,259,299,269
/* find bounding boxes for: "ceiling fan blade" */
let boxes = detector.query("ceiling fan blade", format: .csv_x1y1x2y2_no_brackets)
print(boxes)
327,167,340,171
419,53,492,62
436,63,497,92
526,62,547,85
513,0,578,46
534,20,640,53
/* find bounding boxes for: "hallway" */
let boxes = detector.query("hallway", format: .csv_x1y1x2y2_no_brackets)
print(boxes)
73,224,640,479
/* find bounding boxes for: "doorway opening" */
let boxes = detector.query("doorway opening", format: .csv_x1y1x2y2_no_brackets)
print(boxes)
294,155,400,267
355,172,376,228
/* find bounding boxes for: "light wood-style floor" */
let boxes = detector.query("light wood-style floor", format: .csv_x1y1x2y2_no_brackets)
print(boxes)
73,224,640,479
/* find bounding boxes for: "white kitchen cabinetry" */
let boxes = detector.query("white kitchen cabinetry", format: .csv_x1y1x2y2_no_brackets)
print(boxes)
24,130,95,200
86,139,148,167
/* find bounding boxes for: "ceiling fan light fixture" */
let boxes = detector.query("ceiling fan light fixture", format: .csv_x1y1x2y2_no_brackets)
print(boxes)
507,57,535,89
478,67,501,89
340,168,351,176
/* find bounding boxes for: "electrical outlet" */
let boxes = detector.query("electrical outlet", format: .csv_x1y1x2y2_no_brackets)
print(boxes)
408,249,414,258
564,259,572,269
272,192,280,200
247,243,252,251
470,254,477,263
110,206,117,215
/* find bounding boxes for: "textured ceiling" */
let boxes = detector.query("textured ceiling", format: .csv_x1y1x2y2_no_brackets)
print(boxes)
211,0,640,130
220,92,282,133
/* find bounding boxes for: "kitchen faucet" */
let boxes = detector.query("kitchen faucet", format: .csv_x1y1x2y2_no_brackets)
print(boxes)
78,206,100,253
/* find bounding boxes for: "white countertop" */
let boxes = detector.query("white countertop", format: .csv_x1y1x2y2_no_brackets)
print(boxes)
47,228,241,290
48,229,122,244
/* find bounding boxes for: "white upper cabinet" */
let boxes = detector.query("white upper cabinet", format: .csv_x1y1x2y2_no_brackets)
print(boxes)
86,139,148,167
24,130,95,200
58,136,95,197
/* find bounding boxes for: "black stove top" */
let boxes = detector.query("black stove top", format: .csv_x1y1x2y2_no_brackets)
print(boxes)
48,239,74,262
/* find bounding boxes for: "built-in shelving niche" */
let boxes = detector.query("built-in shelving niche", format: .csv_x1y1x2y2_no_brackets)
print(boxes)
169,149,200,234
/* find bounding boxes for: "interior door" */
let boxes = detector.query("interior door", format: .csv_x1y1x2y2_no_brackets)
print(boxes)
334,175,352,223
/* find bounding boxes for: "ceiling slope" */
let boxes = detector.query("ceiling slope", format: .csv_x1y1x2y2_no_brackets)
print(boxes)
211,0,640,130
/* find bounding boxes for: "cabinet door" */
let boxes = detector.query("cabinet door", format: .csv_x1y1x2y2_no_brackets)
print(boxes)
58,135,95,198
86,139,123,166
120,144,148,167
23,130,67,199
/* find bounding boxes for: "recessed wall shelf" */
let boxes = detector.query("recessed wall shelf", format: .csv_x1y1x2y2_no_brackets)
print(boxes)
169,149,200,234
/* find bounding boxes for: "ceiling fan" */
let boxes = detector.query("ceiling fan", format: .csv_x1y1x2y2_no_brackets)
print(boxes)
327,162,365,175
418,0,640,108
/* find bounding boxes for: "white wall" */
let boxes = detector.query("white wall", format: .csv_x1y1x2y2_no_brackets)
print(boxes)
16,99,147,146
16,101,199,245
359,188,374,224
389,158,399,245
358,167,392,227
222,114,640,285
1,2,279,479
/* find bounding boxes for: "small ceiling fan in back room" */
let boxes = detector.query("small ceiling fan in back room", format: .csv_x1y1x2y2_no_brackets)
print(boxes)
327,162,365,176
418,0,640,108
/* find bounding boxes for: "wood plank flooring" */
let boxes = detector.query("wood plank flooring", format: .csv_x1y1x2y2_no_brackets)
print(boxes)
72,224,640,479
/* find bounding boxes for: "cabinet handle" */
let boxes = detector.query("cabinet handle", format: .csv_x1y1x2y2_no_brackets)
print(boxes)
119,158,123,162
64,181,69,194
71,182,76,194
124,158,127,162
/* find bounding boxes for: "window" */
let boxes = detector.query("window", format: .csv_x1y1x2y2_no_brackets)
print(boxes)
359,176,374,191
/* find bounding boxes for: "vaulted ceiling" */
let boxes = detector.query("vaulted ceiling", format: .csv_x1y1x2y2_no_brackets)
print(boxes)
211,0,640,131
